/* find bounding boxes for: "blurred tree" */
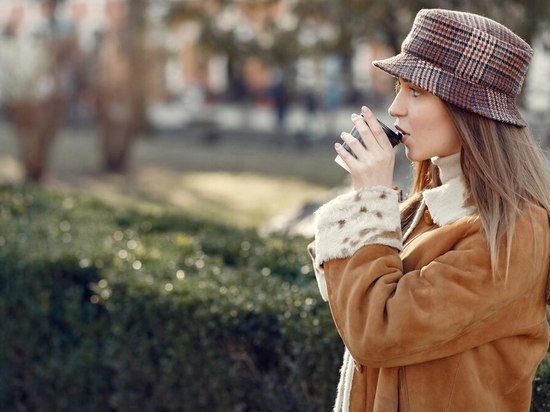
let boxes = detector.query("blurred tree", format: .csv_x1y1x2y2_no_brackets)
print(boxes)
294,0,550,54
92,0,151,173
0,0,78,182
164,0,549,101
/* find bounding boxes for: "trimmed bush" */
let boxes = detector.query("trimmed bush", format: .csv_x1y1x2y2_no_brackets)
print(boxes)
0,183,548,411
0,184,342,411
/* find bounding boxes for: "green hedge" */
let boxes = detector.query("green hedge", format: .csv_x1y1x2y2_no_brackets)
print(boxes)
0,184,341,411
0,184,548,411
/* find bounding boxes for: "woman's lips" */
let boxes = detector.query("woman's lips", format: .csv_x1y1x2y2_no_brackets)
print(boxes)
395,125,408,135
395,125,409,142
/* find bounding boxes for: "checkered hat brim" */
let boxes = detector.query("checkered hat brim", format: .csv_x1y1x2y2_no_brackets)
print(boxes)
373,9,533,126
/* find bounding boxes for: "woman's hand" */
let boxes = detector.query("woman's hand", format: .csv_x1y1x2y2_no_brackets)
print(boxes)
335,106,396,191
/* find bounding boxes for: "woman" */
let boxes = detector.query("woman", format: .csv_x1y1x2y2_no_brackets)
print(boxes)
309,9,550,411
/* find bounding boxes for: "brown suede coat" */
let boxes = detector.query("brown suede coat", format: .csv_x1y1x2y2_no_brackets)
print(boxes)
310,156,550,411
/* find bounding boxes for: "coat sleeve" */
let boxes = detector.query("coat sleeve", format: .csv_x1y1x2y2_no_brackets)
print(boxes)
308,185,402,302
316,190,550,369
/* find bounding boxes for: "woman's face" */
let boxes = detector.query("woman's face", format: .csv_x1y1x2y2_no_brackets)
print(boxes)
388,79,461,161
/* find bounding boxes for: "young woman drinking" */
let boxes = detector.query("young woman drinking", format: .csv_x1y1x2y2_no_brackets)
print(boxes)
309,8,550,411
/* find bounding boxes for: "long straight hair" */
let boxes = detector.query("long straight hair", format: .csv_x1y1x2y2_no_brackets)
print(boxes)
401,104,550,280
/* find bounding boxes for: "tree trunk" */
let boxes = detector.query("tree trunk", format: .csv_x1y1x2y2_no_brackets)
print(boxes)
95,0,148,173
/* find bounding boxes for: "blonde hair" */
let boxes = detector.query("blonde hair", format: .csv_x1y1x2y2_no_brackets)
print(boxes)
401,104,550,279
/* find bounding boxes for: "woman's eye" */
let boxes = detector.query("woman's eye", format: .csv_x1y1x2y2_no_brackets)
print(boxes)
394,81,421,96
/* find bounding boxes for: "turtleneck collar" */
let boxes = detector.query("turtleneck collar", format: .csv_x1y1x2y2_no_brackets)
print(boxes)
420,151,476,228
431,151,462,184
402,151,477,241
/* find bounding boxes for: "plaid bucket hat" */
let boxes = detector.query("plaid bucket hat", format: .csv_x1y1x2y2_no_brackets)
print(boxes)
372,9,533,126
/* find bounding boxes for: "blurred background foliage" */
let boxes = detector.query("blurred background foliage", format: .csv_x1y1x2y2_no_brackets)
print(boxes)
169,0,549,60
0,183,343,411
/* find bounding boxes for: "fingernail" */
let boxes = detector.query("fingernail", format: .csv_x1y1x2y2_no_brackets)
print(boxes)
351,113,359,119
335,143,342,149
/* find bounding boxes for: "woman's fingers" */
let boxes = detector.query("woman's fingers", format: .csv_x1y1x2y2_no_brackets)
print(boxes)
336,107,396,189
335,139,359,168
340,129,366,160
349,113,373,153
361,106,392,150
348,108,390,155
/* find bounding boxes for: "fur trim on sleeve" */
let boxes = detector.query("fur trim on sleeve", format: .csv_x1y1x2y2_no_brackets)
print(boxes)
313,186,402,268
307,241,329,301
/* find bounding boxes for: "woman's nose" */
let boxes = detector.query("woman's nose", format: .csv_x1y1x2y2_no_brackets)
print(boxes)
388,94,405,118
